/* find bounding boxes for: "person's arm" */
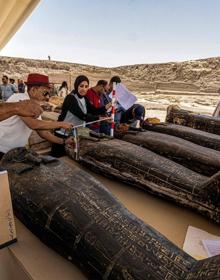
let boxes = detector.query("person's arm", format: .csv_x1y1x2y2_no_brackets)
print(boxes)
37,130,75,146
0,103,19,121
11,84,18,93
37,130,64,144
21,116,73,131
62,94,99,122
0,101,43,121
86,98,111,115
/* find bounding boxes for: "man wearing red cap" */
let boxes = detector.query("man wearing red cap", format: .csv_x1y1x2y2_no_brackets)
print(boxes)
0,73,74,159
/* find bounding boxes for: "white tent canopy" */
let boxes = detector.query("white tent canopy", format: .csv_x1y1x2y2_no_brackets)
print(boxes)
0,0,40,50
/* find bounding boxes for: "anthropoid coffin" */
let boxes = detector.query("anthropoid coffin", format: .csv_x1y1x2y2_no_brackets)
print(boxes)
119,130,220,176
166,105,220,134
142,122,220,152
67,138,220,225
2,148,220,280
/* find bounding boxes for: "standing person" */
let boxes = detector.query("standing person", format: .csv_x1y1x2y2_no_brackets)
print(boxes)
0,75,17,101
51,75,111,157
108,76,145,127
9,78,18,93
18,79,26,93
58,81,69,98
0,73,75,160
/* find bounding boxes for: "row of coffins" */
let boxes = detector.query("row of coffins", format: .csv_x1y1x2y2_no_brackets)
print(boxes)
2,105,220,279
1,148,220,280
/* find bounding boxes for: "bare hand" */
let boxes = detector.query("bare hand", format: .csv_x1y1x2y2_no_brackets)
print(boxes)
17,100,43,118
65,136,75,148
59,122,73,130
105,102,112,110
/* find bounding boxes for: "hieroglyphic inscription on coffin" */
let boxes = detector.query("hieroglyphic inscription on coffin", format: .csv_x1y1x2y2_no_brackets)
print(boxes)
112,158,189,194
5,148,220,280
187,257,220,279
60,185,190,279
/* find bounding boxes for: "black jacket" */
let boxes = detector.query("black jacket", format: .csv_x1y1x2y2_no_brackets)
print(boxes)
58,92,106,122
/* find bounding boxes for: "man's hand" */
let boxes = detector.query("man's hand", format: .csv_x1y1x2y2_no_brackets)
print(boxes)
65,136,75,148
105,102,112,110
58,122,74,130
17,100,43,118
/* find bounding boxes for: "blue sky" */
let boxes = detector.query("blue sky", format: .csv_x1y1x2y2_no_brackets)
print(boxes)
1,0,220,67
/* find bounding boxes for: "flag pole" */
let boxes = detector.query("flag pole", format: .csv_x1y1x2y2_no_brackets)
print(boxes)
110,82,116,137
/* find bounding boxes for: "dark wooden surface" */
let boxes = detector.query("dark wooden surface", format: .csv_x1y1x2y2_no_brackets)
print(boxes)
143,122,220,151
121,131,220,176
166,105,220,134
69,138,220,224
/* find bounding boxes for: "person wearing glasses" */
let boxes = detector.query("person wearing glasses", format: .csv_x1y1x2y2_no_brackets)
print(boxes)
0,73,75,160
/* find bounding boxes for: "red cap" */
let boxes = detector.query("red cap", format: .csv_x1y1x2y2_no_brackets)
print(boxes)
25,73,50,86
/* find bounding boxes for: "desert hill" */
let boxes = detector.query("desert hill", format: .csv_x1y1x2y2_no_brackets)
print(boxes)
1,56,220,93
1,55,220,119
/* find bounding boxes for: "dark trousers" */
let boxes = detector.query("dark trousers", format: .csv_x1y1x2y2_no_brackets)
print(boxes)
120,104,145,124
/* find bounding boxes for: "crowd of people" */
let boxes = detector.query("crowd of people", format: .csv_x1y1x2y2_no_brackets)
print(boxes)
0,72,145,159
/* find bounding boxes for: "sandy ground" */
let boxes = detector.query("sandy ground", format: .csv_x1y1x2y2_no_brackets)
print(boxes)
47,91,219,122
136,92,219,121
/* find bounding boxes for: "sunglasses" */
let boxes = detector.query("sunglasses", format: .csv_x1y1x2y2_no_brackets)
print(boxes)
42,91,50,97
